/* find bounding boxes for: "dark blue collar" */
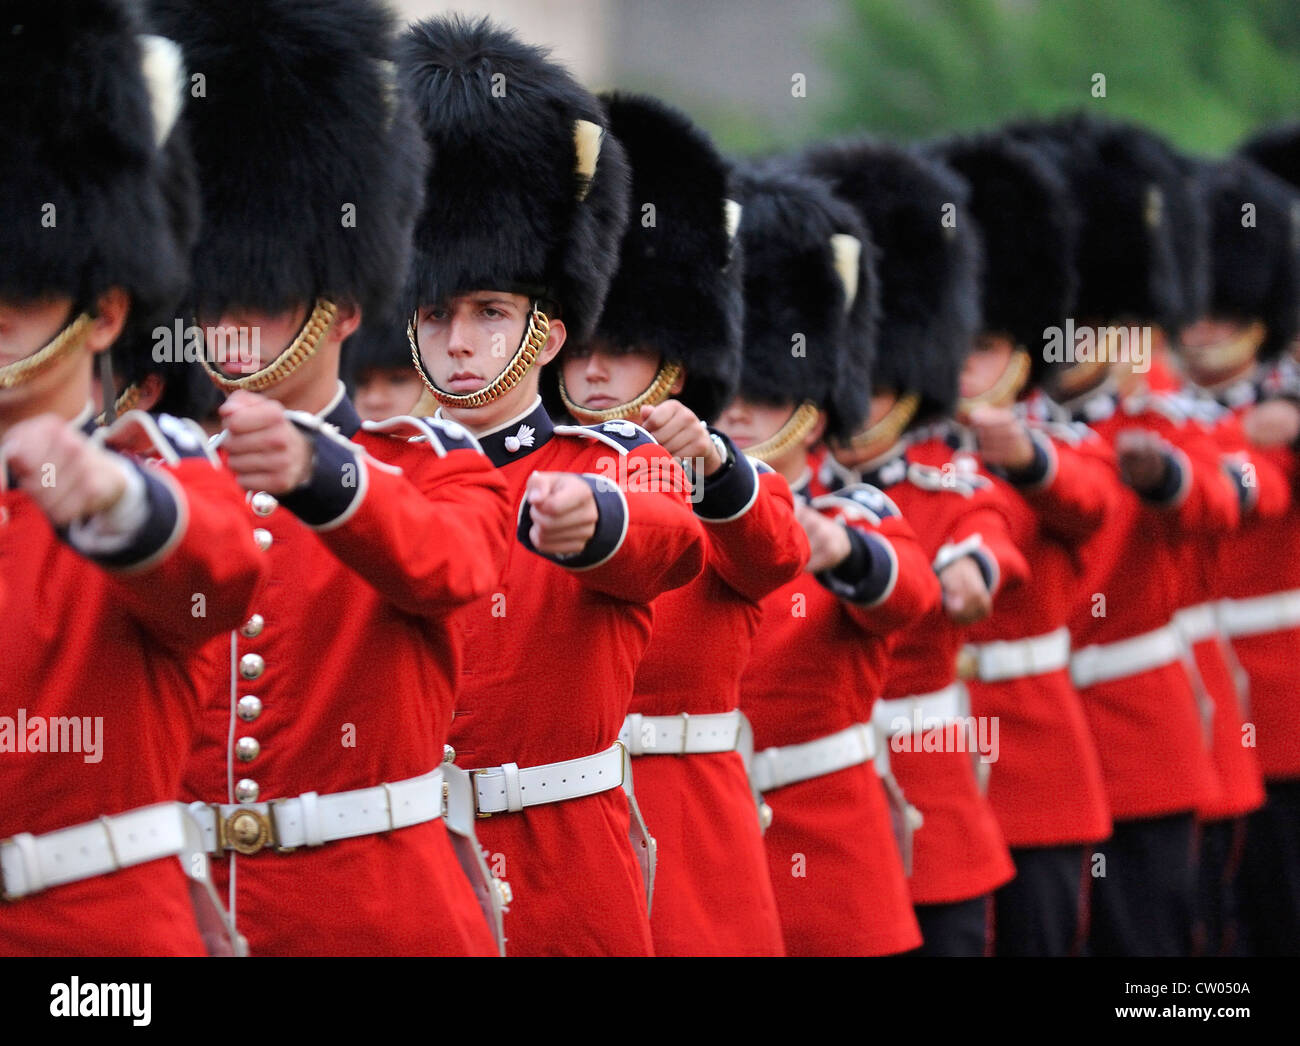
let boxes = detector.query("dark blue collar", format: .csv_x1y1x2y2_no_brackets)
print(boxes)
450,397,555,468
318,383,362,438
322,393,362,439
819,442,909,492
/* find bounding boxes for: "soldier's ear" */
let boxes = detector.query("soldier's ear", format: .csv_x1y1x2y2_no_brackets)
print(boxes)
86,287,131,355
538,317,567,367
802,409,828,450
669,365,686,396
330,301,362,344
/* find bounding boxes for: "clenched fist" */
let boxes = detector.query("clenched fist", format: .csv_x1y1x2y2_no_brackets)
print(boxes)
526,471,599,556
1242,399,1300,449
219,390,314,494
1116,428,1171,493
639,401,723,475
939,555,992,625
2,414,130,526
969,405,1034,471
796,502,853,574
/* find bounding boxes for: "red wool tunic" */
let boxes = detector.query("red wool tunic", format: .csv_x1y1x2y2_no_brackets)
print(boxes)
1,414,264,956
1170,395,1278,820
960,417,1115,849
183,392,513,957
445,399,706,956
1061,387,1235,820
631,444,808,956
741,460,940,955
846,433,1026,907
1210,368,1300,783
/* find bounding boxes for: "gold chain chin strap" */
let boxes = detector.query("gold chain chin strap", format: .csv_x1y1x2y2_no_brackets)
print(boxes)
557,360,683,424
1184,321,1266,376
848,391,920,456
1052,356,1111,400
747,401,821,463
0,313,96,390
956,348,1031,417
200,299,340,394
94,381,144,428
408,308,550,409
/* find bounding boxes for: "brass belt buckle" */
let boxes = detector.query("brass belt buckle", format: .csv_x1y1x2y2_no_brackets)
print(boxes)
218,805,278,855
473,770,493,819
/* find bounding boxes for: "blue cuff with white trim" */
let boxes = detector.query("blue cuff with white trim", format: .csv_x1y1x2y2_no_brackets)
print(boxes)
695,430,758,521
519,473,627,569
279,424,365,527
82,462,180,570
816,526,895,605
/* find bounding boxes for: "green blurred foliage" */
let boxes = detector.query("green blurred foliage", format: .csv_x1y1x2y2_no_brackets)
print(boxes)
821,0,1300,153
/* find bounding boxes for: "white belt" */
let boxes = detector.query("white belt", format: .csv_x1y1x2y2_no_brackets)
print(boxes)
1070,624,1184,689
750,723,877,793
188,768,444,855
472,743,625,816
1174,602,1220,645
619,710,743,756
1218,588,1300,638
1,802,188,901
872,682,966,731
960,627,1071,682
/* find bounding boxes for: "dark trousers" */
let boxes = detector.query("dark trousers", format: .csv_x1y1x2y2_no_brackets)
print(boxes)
912,895,992,957
994,845,1088,957
1086,812,1197,957
1237,779,1300,956
1194,817,1246,957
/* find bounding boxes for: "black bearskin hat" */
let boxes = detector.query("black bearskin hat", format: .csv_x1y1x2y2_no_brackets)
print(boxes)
1195,157,1300,362
798,140,983,422
1005,114,1193,330
730,165,878,442
933,132,1080,387
0,1,192,330
569,92,744,423
341,310,415,390
147,0,427,320
399,16,629,343
1240,123,1300,192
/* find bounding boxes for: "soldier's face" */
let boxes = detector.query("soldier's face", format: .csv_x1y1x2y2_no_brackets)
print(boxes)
0,296,74,370
959,335,1015,400
198,305,309,377
0,292,122,418
353,365,423,422
415,292,531,394
716,397,796,450
560,342,663,410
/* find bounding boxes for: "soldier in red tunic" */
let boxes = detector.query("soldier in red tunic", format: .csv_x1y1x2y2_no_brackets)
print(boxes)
1167,152,1300,954
932,133,1117,956
1223,125,1300,955
1008,116,1240,956
546,96,806,956
0,0,264,955
399,17,707,956
153,0,515,956
718,165,941,956
801,140,1028,956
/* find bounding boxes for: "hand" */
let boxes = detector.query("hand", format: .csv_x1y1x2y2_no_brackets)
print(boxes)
969,405,1034,470
1116,428,1170,491
796,502,853,574
1242,399,1300,448
640,402,724,476
218,390,314,494
526,471,599,556
2,414,130,527
938,556,992,624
